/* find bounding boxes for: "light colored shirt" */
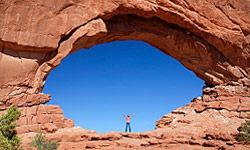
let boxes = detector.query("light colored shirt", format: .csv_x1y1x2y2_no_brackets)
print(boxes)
126,116,131,123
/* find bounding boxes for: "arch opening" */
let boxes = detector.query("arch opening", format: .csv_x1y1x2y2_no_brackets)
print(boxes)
43,40,204,133
35,14,246,94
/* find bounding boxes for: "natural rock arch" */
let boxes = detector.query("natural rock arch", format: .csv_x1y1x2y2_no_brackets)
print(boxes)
0,0,250,149
0,0,249,107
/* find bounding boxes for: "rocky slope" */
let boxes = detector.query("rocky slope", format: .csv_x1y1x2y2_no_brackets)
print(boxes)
18,94,249,150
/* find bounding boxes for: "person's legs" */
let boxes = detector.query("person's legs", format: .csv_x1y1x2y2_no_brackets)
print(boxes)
125,123,128,132
128,123,131,132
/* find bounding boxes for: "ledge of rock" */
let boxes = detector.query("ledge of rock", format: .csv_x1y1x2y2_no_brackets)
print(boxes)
18,96,250,150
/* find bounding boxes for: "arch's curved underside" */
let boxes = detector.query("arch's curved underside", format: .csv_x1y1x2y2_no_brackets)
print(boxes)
0,0,250,149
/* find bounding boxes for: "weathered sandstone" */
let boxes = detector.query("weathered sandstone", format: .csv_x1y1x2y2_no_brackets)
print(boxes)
19,96,250,150
0,0,249,149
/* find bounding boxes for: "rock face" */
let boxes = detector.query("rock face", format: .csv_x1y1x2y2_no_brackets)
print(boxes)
16,105,74,134
19,96,250,150
0,0,249,149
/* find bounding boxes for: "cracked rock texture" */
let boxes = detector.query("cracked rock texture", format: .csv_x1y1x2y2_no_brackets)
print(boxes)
18,96,250,150
0,0,249,149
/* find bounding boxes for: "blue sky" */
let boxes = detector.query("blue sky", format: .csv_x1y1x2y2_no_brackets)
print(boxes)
43,40,204,133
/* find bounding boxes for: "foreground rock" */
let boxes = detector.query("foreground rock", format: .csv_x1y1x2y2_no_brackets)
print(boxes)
16,95,249,149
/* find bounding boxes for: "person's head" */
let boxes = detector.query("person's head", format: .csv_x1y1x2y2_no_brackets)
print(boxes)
127,115,130,117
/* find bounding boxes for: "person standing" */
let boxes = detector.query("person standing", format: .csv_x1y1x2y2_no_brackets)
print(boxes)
124,115,132,132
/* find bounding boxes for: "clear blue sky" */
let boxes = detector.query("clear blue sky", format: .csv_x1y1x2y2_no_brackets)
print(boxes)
43,40,204,133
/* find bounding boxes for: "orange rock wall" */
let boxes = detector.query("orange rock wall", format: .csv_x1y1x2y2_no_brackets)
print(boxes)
0,0,249,106
0,0,249,149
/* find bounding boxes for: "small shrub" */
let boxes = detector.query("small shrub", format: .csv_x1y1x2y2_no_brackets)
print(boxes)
30,133,59,150
236,120,250,144
0,106,21,150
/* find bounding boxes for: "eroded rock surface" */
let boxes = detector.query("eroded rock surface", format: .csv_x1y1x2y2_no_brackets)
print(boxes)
0,0,249,105
18,96,250,150
0,0,249,149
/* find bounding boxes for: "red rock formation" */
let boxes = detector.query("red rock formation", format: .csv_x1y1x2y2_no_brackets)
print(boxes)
0,0,249,149
16,105,73,134
19,96,250,150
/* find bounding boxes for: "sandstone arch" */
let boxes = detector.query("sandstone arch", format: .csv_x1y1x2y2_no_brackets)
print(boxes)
0,0,250,105
0,0,250,149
